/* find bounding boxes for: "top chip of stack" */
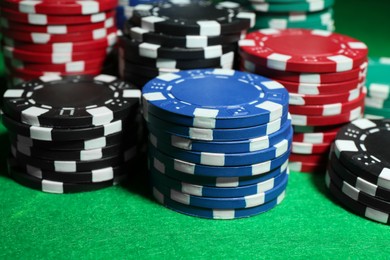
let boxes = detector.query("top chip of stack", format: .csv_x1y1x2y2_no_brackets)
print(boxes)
239,28,368,173
118,1,255,88
142,69,292,219
248,0,335,31
0,0,119,85
2,74,142,193
363,57,390,119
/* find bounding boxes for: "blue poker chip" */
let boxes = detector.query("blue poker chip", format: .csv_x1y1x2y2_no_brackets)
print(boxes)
153,186,286,219
142,69,289,129
145,112,289,141
151,166,289,198
148,155,289,187
148,144,291,177
147,116,292,153
149,127,292,166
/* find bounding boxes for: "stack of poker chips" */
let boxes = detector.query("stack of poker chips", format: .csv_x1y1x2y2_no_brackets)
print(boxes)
142,69,292,219
118,1,255,88
327,118,390,225
363,57,390,119
249,0,335,31
0,0,118,85
239,29,368,173
2,74,141,193
116,0,161,30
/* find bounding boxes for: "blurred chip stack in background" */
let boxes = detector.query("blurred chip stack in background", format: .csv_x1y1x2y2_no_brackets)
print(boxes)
118,0,255,88
363,57,390,119
0,0,119,86
248,0,335,31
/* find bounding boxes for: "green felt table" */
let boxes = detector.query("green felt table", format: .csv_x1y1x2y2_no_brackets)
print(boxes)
1,1,390,259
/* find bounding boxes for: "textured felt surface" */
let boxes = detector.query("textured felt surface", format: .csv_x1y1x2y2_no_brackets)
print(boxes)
1,0,390,259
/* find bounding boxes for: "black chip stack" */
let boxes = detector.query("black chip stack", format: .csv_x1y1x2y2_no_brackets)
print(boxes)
118,0,255,88
327,118,390,225
2,74,141,193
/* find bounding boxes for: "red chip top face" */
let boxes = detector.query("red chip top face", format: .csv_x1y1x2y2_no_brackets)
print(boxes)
239,28,368,73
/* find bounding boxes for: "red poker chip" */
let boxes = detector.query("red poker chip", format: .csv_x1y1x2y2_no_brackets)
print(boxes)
289,160,327,173
4,46,112,64
0,17,115,35
239,29,368,73
289,91,365,116
292,141,331,155
289,153,328,165
289,85,364,106
0,8,115,25
3,33,117,53
277,77,364,95
1,0,117,15
241,59,368,84
5,57,106,73
291,106,364,126
293,123,344,133
293,131,337,144
1,26,117,44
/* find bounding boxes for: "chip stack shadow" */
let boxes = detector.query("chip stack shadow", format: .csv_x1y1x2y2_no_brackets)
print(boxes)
118,0,255,88
327,118,390,225
239,28,368,173
0,0,119,85
142,69,292,219
2,74,141,193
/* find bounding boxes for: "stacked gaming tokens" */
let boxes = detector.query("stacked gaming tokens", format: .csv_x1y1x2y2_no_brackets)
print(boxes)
2,74,141,193
118,1,255,88
0,0,118,85
142,69,292,219
327,118,390,225
239,29,368,173
249,0,335,31
363,57,390,119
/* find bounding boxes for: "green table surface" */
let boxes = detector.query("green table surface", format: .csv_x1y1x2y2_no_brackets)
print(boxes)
1,1,390,259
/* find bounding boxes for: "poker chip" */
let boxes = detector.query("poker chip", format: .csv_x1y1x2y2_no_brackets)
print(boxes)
3,75,141,128
242,59,367,84
131,2,255,36
0,17,116,35
251,0,334,13
2,75,141,193
239,29,368,73
143,69,291,218
246,26,373,174
142,70,289,129
0,3,118,82
333,119,390,190
1,0,118,15
325,172,390,225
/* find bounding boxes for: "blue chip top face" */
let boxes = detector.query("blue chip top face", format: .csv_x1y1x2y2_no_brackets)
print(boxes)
142,69,289,128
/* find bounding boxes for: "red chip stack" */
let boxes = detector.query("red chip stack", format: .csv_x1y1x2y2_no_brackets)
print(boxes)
239,28,368,173
0,0,118,85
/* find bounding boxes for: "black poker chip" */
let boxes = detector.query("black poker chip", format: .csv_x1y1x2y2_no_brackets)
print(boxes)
130,1,254,36
127,25,244,49
2,114,137,142
119,37,237,60
11,145,137,173
333,118,390,190
329,152,390,202
120,49,235,70
8,162,128,194
9,131,136,151
8,157,132,184
3,74,141,128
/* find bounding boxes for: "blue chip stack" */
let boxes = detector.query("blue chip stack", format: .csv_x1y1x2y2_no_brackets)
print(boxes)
142,69,292,219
